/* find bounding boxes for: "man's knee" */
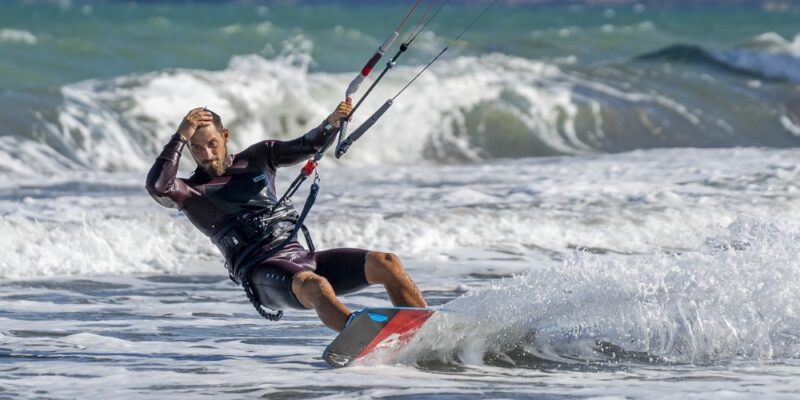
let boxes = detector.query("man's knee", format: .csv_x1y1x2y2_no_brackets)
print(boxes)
365,252,407,284
292,271,335,308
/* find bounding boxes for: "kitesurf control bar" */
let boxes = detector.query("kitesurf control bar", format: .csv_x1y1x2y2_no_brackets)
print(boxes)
274,0,434,205
335,0,448,159
335,0,499,159
338,0,423,142
275,0,494,225
336,99,394,157
344,0,421,98
345,33,398,100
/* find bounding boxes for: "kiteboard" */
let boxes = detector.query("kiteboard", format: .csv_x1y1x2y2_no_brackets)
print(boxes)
323,307,435,368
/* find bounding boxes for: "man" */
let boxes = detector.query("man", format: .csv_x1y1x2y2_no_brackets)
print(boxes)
146,103,427,332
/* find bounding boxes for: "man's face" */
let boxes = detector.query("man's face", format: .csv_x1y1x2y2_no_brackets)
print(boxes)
189,125,229,177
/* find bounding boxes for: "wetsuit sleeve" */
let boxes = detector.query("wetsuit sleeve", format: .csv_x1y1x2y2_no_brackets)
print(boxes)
145,133,198,209
265,120,338,168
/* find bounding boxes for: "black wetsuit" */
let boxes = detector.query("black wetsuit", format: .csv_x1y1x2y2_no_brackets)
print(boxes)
145,121,369,310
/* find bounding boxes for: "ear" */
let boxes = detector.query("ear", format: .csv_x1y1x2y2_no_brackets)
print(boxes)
222,128,229,143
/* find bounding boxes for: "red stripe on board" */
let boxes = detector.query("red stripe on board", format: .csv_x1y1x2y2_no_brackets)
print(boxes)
355,309,434,360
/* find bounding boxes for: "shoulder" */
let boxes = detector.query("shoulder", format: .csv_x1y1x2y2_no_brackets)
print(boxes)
239,140,279,168
182,176,200,189
185,169,208,185
239,140,277,156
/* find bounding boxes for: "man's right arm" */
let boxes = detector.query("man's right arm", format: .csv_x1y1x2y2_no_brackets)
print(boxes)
146,107,211,208
145,133,196,209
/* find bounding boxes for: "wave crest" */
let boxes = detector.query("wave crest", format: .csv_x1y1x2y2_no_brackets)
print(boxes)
5,40,800,172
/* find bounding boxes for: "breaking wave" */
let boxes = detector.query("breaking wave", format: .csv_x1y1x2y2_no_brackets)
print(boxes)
2,33,800,173
637,41,800,83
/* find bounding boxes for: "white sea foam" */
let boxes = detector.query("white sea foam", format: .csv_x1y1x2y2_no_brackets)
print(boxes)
0,28,37,45
781,114,800,137
2,271,799,400
2,268,798,400
0,173,219,279
2,147,798,282
0,136,78,175
403,216,800,366
0,204,215,280
713,47,800,82
793,33,800,56
743,32,800,58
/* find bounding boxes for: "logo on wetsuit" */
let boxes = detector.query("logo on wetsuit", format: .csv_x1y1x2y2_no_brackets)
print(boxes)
253,173,267,183
265,272,287,282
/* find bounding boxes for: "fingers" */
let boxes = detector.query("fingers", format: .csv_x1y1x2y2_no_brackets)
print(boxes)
336,101,353,119
326,100,353,127
187,107,213,115
185,108,214,124
189,108,212,117
186,107,206,117
178,108,215,140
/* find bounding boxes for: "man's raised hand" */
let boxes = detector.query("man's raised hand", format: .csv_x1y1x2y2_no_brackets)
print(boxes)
177,108,213,142
326,99,353,128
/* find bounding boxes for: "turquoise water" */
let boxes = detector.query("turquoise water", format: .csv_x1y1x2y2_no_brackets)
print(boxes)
2,2,800,399
2,1,799,89
2,1,799,169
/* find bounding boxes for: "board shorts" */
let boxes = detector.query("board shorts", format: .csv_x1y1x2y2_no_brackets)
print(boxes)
248,242,370,310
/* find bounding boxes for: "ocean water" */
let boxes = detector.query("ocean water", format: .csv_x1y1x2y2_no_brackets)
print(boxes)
1,0,800,399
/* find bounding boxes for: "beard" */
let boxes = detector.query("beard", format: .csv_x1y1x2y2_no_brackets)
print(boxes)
198,147,227,177
203,159,226,177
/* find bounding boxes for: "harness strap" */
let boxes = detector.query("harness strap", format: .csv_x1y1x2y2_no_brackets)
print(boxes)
237,180,321,322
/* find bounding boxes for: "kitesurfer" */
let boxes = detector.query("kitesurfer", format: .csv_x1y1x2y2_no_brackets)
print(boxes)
145,104,427,332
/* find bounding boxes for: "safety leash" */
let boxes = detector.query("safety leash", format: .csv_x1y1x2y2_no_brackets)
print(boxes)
239,170,320,322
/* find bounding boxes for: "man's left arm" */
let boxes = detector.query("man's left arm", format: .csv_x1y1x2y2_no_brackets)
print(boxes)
267,100,353,168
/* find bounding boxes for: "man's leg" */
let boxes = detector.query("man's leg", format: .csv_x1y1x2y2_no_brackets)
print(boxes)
364,252,427,308
292,271,351,332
